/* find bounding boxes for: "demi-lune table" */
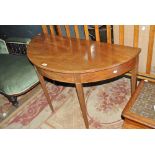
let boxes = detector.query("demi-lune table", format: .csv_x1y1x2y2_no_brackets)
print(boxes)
27,34,141,128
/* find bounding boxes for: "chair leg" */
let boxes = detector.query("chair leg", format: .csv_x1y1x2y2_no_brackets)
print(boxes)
7,95,19,107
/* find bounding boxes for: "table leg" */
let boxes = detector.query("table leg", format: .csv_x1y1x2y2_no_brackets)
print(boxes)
37,71,54,112
131,56,139,94
75,83,89,129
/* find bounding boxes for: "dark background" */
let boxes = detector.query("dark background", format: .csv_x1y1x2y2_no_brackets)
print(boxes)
0,25,113,43
0,25,42,39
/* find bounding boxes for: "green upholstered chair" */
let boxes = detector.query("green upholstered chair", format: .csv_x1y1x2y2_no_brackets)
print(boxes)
0,38,39,106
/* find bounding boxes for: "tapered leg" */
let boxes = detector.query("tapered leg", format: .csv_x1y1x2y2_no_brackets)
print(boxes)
131,68,137,94
75,83,89,129
131,56,139,94
37,71,54,112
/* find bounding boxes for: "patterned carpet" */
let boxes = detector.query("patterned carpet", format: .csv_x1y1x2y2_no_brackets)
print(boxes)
0,77,131,129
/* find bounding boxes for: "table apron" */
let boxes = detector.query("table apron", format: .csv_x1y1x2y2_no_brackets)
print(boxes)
80,57,137,83
37,57,137,84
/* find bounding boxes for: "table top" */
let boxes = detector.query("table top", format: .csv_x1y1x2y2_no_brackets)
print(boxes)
27,35,141,74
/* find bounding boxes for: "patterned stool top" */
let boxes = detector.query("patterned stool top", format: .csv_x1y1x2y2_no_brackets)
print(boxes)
131,82,155,120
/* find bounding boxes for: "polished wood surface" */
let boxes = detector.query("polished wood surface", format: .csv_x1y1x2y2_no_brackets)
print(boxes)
146,25,155,74
95,25,100,41
133,25,139,48
27,34,140,128
131,56,139,94
123,119,150,129
56,26,62,36
41,25,48,35
28,35,140,75
36,68,54,112
49,26,55,36
84,25,89,40
106,25,112,44
74,25,80,39
119,25,124,45
41,25,155,83
65,25,71,38
75,83,89,128
122,80,155,129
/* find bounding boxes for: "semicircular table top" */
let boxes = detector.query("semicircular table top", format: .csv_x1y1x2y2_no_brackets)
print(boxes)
27,35,140,74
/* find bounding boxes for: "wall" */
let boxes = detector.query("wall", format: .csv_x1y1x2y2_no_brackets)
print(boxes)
0,25,42,39
0,25,85,39
0,25,110,41
113,25,155,74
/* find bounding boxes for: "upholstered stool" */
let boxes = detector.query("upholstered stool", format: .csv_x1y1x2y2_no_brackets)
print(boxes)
122,80,155,129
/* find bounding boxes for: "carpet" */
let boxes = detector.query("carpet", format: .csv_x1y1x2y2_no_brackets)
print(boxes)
0,77,131,129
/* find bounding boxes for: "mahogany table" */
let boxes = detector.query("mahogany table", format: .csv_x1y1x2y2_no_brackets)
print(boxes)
27,35,141,129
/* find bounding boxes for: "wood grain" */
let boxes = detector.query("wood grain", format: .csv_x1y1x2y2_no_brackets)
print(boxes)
27,35,140,129
146,25,155,74
84,25,89,40
75,82,89,128
106,25,112,44
36,67,54,112
42,25,48,35
123,119,150,129
56,25,62,36
65,25,71,37
95,25,100,41
49,25,55,36
119,25,124,45
27,35,140,74
133,25,139,47
74,25,80,39
131,56,139,94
